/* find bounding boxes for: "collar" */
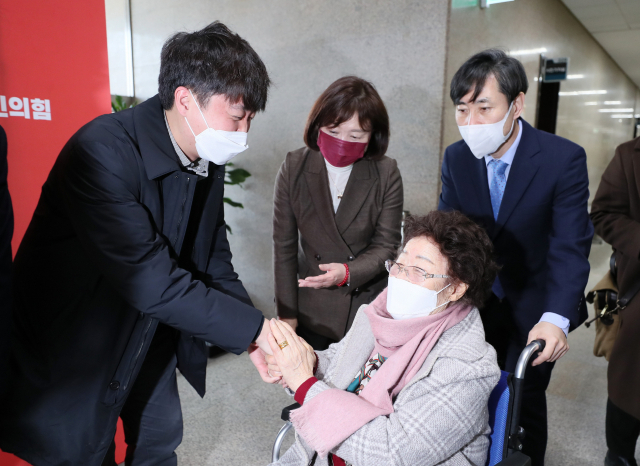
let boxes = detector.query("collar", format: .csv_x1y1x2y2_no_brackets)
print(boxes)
163,111,209,177
484,117,523,167
324,158,354,174
131,95,183,180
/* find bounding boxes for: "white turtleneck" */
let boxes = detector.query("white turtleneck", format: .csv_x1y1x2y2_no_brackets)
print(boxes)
324,159,353,212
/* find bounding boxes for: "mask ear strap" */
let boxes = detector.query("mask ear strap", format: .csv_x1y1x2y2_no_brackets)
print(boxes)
431,300,451,313
184,116,197,138
188,89,211,129
504,101,516,138
437,283,451,294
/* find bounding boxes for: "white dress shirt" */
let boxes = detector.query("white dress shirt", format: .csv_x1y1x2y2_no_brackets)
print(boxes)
485,120,570,337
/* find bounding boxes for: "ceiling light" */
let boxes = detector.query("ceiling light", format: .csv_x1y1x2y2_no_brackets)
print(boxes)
598,108,633,113
559,90,607,96
611,114,633,118
509,48,547,56
604,101,622,105
567,74,584,79
584,102,598,106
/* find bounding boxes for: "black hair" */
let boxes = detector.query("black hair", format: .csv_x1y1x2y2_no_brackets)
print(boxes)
158,21,270,112
450,49,528,105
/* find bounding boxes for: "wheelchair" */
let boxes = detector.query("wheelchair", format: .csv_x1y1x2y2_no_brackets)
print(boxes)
272,339,546,466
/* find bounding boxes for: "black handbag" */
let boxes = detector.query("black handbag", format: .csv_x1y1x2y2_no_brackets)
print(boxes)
585,253,619,327
586,252,640,326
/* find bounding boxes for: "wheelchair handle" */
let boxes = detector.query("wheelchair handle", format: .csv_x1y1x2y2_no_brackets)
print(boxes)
508,339,545,455
514,339,545,380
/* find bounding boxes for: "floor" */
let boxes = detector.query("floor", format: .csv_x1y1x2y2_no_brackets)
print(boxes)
173,240,640,465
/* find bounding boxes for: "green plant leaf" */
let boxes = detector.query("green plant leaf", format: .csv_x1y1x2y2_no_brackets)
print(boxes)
225,168,252,185
226,224,232,234
111,95,137,112
223,197,244,208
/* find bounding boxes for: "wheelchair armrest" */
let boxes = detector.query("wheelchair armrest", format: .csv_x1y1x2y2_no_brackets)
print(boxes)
494,451,532,466
281,402,301,421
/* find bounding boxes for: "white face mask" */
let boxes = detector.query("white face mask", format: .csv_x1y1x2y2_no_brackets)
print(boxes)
457,101,515,159
386,276,451,320
184,89,248,165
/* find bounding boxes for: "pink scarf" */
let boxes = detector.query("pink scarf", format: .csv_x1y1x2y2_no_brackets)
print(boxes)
290,288,472,457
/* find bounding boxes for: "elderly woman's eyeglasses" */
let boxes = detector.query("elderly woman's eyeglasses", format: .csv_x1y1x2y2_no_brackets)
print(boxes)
385,260,449,284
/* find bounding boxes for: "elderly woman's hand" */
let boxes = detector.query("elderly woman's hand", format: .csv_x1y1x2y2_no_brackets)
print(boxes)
267,319,316,392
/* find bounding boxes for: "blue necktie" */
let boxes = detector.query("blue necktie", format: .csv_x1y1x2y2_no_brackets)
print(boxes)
488,158,508,299
488,159,508,221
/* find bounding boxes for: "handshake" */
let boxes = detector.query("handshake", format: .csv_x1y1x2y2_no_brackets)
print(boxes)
248,318,318,392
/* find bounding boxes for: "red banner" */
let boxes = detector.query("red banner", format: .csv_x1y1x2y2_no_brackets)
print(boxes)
0,0,112,253
0,0,118,464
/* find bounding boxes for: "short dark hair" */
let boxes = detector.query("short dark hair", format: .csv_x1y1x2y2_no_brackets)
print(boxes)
158,21,270,112
401,211,499,308
450,48,528,105
304,76,390,161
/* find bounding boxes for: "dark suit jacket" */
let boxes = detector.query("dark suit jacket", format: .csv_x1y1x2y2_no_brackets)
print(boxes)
273,148,403,340
0,96,263,465
0,125,13,402
591,137,640,420
439,119,592,339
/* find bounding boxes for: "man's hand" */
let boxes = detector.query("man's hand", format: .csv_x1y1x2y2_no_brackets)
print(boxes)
298,263,346,289
248,343,281,384
249,318,280,383
254,318,274,356
279,317,298,331
527,322,569,366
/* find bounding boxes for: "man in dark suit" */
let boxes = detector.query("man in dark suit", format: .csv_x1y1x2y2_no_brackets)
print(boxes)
0,22,278,466
439,49,593,466
0,125,13,403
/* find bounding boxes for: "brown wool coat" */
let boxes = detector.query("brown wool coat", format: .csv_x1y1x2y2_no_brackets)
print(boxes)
273,148,403,341
591,137,640,420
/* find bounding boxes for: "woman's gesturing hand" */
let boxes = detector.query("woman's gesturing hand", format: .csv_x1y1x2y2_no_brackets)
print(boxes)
267,318,316,392
298,263,346,289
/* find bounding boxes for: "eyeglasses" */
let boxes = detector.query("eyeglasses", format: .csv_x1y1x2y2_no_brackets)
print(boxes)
385,260,449,284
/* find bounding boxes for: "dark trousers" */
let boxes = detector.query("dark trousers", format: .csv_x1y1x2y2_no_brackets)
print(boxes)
296,324,338,351
607,398,640,462
101,323,183,466
480,295,555,466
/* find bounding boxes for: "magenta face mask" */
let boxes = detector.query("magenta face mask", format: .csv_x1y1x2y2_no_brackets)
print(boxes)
317,130,367,167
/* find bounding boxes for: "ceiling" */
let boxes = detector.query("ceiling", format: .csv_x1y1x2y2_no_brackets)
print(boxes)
561,0,640,89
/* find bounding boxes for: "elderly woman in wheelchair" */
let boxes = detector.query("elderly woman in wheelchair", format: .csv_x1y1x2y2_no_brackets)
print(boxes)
266,210,502,466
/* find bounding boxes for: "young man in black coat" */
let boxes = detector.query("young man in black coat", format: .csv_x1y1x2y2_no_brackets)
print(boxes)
0,22,279,466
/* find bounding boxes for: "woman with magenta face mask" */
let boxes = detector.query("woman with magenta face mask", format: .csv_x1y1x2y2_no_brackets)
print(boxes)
273,76,403,350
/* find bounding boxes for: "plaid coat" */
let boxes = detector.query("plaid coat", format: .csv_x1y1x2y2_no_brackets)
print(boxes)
271,306,500,466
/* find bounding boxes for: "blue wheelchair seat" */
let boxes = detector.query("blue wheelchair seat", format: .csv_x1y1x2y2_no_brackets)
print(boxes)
487,371,512,466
